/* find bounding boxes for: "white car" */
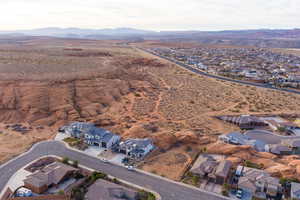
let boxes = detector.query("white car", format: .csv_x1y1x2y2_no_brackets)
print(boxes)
127,166,135,171
101,158,108,163
236,189,243,199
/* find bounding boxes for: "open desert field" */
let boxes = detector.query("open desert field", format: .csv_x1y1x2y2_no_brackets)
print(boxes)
1,37,300,180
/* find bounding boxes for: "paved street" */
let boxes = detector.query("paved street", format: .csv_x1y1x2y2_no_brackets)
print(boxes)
0,141,229,200
245,129,300,144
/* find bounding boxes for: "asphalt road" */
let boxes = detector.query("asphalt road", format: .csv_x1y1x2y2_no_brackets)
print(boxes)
245,129,300,144
137,47,300,96
0,141,229,200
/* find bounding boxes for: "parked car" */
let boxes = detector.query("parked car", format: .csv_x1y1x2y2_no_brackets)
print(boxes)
101,158,108,163
127,166,135,171
236,189,243,199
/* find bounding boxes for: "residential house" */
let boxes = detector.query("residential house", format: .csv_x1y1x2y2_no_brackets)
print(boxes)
265,144,292,155
264,119,300,133
8,195,68,200
219,132,266,152
65,122,120,149
218,115,267,129
118,138,154,159
191,155,232,184
283,139,300,154
86,179,137,200
24,162,78,194
291,182,300,200
191,155,218,178
214,160,233,184
237,166,281,199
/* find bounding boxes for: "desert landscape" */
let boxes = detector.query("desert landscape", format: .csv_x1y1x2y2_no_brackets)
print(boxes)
1,37,300,181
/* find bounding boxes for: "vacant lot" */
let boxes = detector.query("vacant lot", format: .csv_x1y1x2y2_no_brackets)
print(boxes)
1,38,300,180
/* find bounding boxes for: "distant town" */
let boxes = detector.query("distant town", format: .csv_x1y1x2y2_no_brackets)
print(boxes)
151,47,300,89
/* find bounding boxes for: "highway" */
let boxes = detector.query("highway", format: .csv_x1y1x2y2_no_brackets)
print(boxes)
136,47,300,95
0,141,229,200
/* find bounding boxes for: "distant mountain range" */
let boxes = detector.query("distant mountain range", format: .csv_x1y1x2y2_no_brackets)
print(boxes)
1,27,300,48
0,27,156,39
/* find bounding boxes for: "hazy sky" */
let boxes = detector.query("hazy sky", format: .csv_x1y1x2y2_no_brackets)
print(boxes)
0,0,299,31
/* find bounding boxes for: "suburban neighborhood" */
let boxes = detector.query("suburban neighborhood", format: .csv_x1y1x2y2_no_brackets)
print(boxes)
151,47,300,90
2,117,300,200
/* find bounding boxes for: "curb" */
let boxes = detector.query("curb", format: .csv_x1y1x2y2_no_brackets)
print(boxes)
0,155,56,199
0,140,54,170
50,139,230,200
0,155,161,200
78,164,162,200
1,139,230,200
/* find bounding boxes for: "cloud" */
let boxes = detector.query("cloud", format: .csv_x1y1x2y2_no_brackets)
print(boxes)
0,0,299,31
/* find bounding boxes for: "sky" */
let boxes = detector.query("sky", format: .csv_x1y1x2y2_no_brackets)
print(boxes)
0,0,299,31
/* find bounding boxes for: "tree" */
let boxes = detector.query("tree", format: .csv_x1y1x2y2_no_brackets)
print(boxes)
62,157,69,164
278,126,286,133
91,171,107,181
72,160,79,168
136,190,156,200
58,190,64,195
112,178,120,184
221,190,229,197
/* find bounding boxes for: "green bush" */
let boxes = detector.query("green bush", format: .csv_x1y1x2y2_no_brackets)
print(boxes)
222,190,229,197
191,175,200,186
57,190,64,195
244,160,263,169
136,190,156,200
91,171,107,181
112,178,120,184
72,160,79,168
62,157,69,164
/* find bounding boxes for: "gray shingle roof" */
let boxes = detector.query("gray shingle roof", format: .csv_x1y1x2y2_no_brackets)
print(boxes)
215,160,232,178
24,162,78,188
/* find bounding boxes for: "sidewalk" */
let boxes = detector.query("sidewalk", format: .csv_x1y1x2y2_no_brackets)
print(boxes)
56,132,231,200
54,132,125,166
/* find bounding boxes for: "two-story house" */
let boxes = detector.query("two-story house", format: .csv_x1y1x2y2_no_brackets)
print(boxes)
237,166,281,199
118,138,154,159
65,122,120,149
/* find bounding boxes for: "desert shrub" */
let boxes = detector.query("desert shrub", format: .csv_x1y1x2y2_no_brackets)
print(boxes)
58,190,64,195
221,190,229,197
136,190,156,200
112,178,120,184
61,157,69,164
244,160,263,169
278,127,287,132
72,160,79,168
191,175,200,186
143,123,159,133
91,171,107,181
280,177,300,185
184,146,193,152
71,188,85,200
74,171,84,179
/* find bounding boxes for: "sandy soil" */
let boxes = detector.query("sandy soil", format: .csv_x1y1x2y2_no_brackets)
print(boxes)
0,123,55,164
1,38,300,180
